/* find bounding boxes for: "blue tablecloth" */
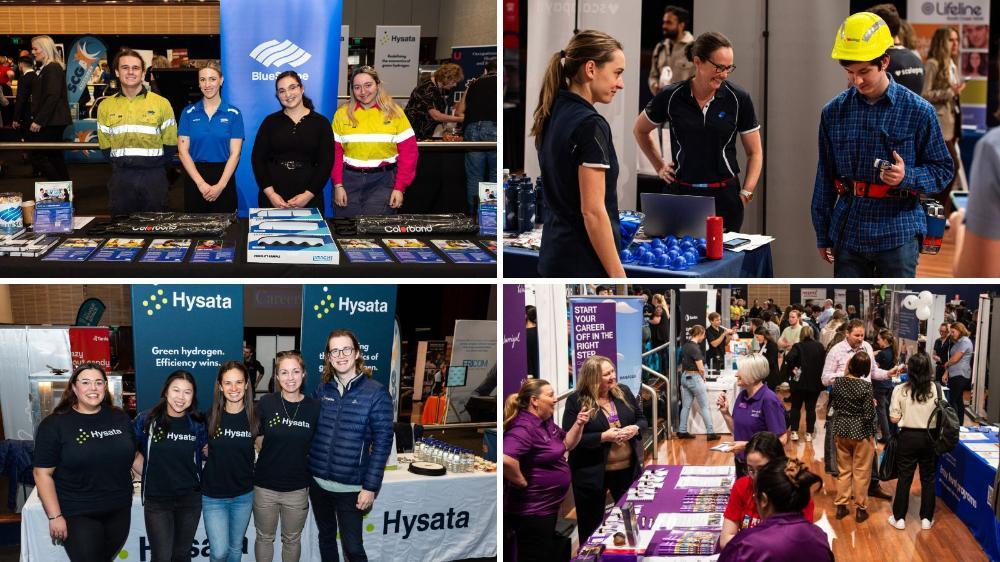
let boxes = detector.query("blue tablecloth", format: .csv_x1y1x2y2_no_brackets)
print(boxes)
936,426,1000,562
503,244,773,278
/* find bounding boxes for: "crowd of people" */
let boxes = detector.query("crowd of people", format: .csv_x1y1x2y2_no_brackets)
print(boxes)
504,288,975,560
33,329,394,562
4,38,498,217
526,3,1000,277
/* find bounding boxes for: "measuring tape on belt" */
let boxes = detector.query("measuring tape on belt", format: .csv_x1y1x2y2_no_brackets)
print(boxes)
833,178,945,255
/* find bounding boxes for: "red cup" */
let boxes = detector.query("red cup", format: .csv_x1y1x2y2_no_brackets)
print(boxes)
706,215,723,260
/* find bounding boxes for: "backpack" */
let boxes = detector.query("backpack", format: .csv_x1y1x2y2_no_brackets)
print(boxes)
927,382,960,455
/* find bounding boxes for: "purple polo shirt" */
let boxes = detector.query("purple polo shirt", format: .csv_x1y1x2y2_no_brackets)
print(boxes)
718,512,833,562
503,410,571,516
731,384,786,461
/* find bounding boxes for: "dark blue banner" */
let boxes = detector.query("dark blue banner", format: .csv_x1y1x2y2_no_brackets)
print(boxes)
893,292,921,342
65,36,107,106
450,45,497,95
131,285,244,411
299,285,397,395
220,0,344,216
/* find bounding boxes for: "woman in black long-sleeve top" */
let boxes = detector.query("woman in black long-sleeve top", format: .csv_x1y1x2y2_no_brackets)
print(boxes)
561,354,647,544
784,325,826,441
251,71,333,214
29,35,72,180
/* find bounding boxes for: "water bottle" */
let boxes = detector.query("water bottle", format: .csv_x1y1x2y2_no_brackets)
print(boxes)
518,178,536,233
534,176,546,226
504,177,520,232
464,451,474,473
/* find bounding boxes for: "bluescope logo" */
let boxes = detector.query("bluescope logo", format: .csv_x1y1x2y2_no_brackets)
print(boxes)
249,39,312,81
140,288,233,317
310,286,389,319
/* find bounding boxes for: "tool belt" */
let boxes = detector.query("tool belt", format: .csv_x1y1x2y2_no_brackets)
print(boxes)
834,178,916,199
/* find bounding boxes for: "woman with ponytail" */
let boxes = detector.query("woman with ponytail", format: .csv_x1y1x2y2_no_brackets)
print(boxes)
719,459,832,561
503,379,589,561
532,30,627,277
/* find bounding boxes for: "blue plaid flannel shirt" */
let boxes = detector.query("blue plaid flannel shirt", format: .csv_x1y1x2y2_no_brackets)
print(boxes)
812,78,953,253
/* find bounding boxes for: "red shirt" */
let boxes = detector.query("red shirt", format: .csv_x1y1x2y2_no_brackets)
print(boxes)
723,476,815,530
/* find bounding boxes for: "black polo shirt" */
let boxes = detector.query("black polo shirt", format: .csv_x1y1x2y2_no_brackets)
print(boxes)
538,90,621,276
644,79,759,184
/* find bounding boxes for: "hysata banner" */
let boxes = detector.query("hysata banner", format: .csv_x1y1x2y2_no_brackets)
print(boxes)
131,285,244,411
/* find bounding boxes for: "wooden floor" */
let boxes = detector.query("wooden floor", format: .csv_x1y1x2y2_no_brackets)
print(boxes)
562,391,989,562
916,220,957,278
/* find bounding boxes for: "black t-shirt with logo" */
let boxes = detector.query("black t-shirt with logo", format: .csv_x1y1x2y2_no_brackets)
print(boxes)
144,415,202,499
202,410,255,498
33,407,136,516
255,393,320,492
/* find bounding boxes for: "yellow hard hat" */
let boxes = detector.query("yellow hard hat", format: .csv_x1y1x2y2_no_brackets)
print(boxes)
831,12,893,61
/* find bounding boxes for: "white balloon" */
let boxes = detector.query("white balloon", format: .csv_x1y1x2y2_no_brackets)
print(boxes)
918,291,934,307
902,295,920,310
916,306,932,321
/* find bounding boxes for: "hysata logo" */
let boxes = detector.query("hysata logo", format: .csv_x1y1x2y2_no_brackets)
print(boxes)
75,427,123,445
311,286,388,319
141,289,233,316
379,31,417,46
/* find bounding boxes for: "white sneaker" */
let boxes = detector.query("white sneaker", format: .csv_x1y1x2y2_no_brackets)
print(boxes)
921,519,934,530
805,433,813,442
790,431,799,441
888,515,906,530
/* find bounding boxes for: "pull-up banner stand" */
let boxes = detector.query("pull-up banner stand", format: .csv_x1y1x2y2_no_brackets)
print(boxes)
220,0,343,216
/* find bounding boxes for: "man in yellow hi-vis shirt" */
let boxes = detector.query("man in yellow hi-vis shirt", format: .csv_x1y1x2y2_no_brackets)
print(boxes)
97,47,177,216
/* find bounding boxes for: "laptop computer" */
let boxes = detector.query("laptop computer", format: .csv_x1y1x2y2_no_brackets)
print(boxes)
639,193,716,238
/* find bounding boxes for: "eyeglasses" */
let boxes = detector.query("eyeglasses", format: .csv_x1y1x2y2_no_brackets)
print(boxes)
276,83,300,95
327,347,356,357
77,378,106,389
705,58,736,75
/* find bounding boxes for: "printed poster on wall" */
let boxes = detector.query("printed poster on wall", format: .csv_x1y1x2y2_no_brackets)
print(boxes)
447,320,497,422
569,297,644,397
908,0,990,132
131,285,244,411
503,284,528,399
299,285,397,395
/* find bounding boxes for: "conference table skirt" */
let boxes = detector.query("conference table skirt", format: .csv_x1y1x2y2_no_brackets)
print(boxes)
20,467,497,561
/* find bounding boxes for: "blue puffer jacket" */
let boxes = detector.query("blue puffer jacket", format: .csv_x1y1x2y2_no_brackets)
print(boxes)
309,374,394,492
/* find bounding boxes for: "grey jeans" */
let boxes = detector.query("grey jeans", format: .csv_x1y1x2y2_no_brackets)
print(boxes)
252,486,310,562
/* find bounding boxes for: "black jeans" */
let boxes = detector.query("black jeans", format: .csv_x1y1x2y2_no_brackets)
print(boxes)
948,376,970,425
507,512,558,562
874,385,897,439
572,466,635,544
145,491,202,562
893,429,937,521
309,481,366,562
29,125,69,181
788,389,821,434
109,166,169,216
62,505,131,562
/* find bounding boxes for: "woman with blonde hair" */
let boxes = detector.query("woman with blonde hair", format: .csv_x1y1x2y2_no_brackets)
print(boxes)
562,355,646,542
923,26,964,210
331,66,418,216
942,321,974,424
717,353,788,477
178,61,244,212
308,329,393,561
28,34,71,180
504,379,588,561
404,62,464,139
534,30,627,277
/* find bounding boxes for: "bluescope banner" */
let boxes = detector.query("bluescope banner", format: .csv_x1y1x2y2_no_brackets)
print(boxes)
220,0,343,216
65,36,106,106
131,285,244,411
299,285,397,396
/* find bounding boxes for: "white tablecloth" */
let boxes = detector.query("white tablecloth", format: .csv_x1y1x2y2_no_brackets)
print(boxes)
686,373,739,435
21,465,497,561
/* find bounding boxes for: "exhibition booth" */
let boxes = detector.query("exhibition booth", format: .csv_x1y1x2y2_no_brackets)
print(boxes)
503,283,1000,560
0,0,498,277
0,283,498,561
502,0,994,278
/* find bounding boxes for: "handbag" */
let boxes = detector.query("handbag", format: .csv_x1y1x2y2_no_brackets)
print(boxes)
877,435,899,481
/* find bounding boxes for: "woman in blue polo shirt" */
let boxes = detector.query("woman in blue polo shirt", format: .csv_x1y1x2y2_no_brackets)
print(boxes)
633,31,763,232
531,30,626,277
178,62,245,213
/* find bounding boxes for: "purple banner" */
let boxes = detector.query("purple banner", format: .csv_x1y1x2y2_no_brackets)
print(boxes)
503,284,528,399
571,300,617,378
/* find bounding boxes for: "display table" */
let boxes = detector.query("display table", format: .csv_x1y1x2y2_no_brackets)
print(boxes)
2,218,495,278
503,244,773,278
936,425,1000,562
21,463,497,561
686,372,739,435
575,464,732,561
